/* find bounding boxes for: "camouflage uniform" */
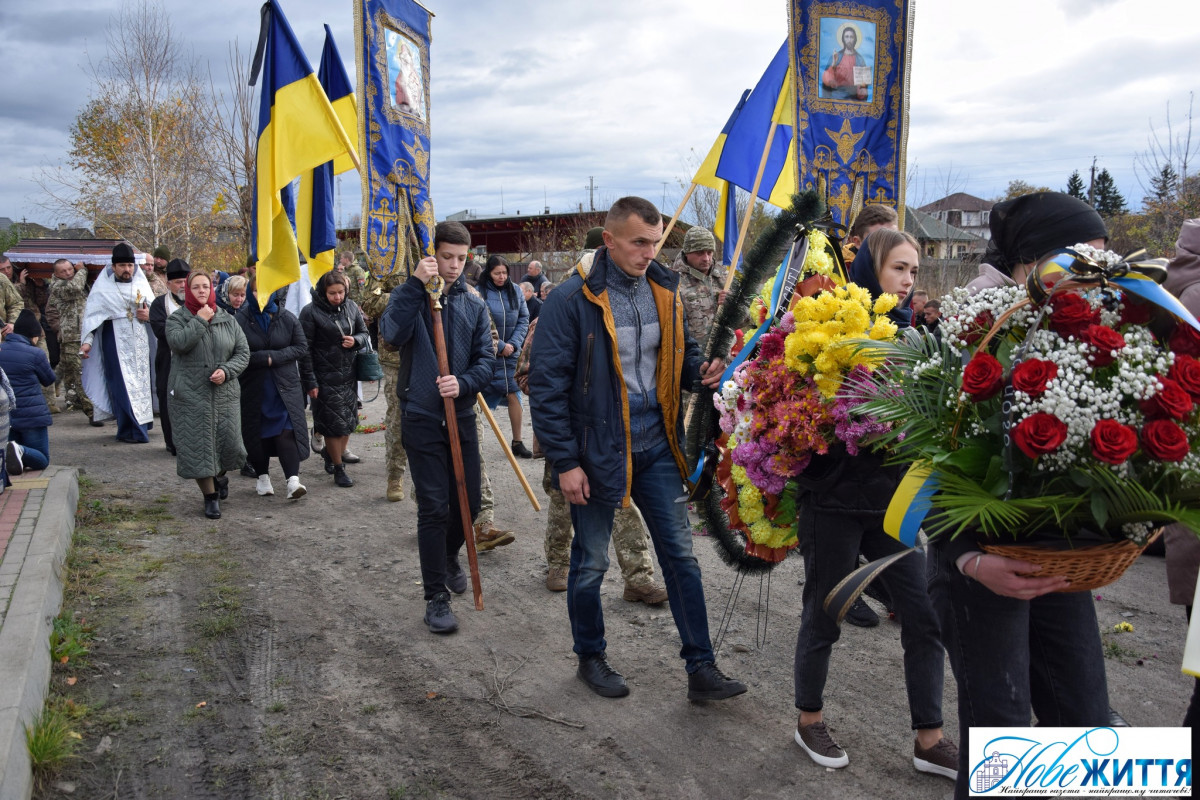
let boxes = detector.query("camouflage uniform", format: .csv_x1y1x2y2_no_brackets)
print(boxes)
541,464,657,588
46,267,92,416
670,251,727,352
360,272,407,492
0,274,23,332
345,264,369,310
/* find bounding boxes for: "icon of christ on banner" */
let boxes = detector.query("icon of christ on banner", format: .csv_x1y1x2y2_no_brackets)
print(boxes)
818,18,875,102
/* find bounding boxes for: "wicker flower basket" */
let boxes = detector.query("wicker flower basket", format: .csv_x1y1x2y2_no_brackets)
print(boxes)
980,529,1162,592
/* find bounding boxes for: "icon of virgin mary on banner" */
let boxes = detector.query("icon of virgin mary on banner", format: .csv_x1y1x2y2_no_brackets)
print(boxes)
790,0,913,229
355,0,435,278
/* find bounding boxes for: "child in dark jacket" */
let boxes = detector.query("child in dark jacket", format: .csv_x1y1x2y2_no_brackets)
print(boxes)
0,309,55,472
379,221,494,634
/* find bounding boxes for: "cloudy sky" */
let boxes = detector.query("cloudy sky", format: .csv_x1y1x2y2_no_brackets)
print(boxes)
1,0,1197,230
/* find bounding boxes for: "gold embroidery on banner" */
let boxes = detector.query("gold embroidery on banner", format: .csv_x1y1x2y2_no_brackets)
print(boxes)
825,118,865,164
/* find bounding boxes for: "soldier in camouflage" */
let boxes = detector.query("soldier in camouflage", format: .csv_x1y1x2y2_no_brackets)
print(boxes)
541,465,667,603
670,227,726,352
45,259,93,418
360,268,408,502
338,251,370,310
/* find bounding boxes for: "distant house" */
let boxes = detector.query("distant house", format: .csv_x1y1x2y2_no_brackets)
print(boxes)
917,192,993,244
905,206,984,260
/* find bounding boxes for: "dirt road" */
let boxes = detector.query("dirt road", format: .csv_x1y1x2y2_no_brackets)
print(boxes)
40,393,1193,799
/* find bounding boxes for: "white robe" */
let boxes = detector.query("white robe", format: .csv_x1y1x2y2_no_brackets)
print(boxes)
80,267,156,424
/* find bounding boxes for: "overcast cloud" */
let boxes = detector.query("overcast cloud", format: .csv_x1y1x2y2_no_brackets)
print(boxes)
0,0,1197,229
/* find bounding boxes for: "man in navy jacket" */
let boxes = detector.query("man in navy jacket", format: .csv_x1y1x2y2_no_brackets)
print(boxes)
530,197,746,701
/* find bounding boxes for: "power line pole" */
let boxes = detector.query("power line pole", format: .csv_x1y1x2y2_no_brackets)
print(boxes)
1087,156,1098,207
661,182,668,209
586,176,596,212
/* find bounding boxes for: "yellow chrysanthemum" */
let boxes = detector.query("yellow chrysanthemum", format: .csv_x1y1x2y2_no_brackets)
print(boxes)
873,294,898,315
870,317,899,341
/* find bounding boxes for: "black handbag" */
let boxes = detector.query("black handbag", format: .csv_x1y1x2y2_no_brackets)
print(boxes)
336,312,383,382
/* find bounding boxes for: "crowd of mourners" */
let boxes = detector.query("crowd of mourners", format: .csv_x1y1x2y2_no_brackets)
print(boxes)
2,192,1197,799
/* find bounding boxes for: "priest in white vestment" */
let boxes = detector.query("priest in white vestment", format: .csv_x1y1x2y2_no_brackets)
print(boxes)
80,242,156,443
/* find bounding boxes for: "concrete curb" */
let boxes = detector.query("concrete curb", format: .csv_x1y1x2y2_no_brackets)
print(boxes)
0,467,78,800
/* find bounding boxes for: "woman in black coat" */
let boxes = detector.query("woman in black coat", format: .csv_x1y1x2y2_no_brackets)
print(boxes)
299,271,369,487
236,284,316,499
478,256,532,458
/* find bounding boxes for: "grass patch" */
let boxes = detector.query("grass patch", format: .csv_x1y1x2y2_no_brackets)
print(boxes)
267,701,286,713
25,698,82,775
49,613,93,667
1102,634,1140,660
360,704,379,715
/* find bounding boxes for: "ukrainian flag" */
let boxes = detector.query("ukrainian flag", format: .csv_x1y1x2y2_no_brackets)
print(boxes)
297,25,358,282
692,90,749,268
250,0,357,301
715,41,798,209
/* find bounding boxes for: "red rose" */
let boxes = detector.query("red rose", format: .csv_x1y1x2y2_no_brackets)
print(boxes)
1170,324,1200,357
1140,378,1195,421
1012,412,1069,458
1169,355,1200,401
1141,419,1191,462
962,352,1004,401
1049,293,1100,339
961,311,994,347
1082,324,1127,368
1119,296,1153,326
1011,359,1058,398
1090,419,1139,464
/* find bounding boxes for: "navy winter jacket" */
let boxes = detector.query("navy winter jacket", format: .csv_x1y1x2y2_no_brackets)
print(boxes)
379,273,494,421
529,248,704,508
0,334,56,430
479,280,528,399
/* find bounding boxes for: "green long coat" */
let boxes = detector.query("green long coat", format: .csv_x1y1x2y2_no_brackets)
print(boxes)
165,307,250,479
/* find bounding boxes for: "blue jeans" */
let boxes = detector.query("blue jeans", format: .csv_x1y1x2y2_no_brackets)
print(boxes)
793,506,945,729
10,427,49,470
928,542,1109,800
567,440,714,672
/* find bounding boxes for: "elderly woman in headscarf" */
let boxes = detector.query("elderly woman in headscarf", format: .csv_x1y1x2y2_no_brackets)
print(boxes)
235,280,316,500
166,269,250,519
790,229,957,780
930,191,1112,800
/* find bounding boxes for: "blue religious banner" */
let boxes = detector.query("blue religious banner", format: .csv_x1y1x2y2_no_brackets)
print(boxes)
354,0,434,278
789,0,914,228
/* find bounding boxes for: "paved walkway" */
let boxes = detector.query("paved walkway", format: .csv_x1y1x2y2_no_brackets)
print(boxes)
0,466,79,800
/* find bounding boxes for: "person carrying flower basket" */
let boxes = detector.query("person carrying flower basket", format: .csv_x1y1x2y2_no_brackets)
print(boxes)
852,193,1200,800
782,229,958,779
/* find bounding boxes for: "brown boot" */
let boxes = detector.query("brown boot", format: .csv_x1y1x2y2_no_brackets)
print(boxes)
545,566,568,592
622,583,669,605
474,523,515,551
386,477,405,502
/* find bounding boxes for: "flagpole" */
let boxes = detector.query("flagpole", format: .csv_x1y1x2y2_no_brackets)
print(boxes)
723,119,779,293
654,183,697,259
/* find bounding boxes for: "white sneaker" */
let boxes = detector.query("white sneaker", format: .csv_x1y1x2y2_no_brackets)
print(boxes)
286,476,306,499
256,474,275,496
5,441,24,476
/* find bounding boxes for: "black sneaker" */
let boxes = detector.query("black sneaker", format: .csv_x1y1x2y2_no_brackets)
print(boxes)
577,654,629,698
511,440,534,459
446,561,468,595
240,464,257,478
687,662,747,701
333,464,354,487
844,597,880,628
424,592,458,634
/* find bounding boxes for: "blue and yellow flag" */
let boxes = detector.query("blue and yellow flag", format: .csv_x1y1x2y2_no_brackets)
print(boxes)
692,90,749,268
249,0,357,301
789,1,914,228
355,0,435,278
297,25,359,282
715,42,798,210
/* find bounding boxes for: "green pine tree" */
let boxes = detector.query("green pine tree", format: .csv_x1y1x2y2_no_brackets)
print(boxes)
1065,171,1088,201
1092,169,1127,217
1148,164,1179,204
